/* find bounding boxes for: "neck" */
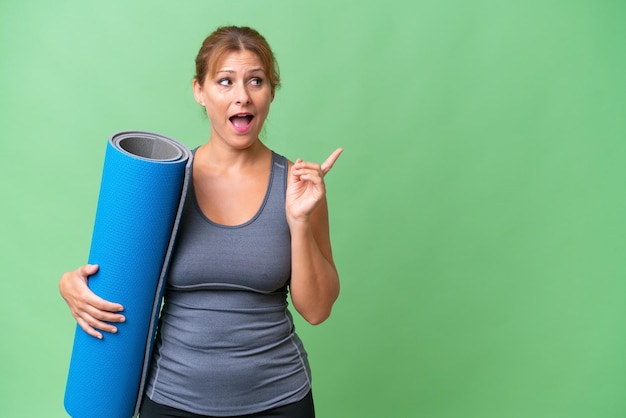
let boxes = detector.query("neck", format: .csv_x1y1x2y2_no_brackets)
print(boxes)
196,138,270,171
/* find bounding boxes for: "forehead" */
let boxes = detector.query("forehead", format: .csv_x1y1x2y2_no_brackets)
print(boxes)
214,49,265,72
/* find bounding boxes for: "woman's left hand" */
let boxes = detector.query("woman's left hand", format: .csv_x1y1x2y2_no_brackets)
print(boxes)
286,148,342,225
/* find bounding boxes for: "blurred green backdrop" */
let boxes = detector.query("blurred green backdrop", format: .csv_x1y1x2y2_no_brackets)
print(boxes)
1,1,625,417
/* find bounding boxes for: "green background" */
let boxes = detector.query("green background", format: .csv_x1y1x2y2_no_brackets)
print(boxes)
1,1,625,417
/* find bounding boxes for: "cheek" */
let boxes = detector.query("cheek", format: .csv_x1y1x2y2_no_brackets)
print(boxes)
256,93,273,116
203,104,223,125
204,95,229,118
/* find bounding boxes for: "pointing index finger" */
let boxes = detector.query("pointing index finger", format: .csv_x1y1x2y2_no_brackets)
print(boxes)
321,148,343,175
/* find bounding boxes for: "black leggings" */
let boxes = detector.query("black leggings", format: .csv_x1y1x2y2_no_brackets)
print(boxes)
139,391,315,418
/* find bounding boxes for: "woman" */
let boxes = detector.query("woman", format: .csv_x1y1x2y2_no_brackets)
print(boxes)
59,26,341,417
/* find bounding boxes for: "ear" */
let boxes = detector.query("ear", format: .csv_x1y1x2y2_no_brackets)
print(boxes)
192,78,205,106
270,87,275,103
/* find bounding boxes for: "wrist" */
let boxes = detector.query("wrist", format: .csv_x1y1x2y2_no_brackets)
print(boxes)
287,215,312,232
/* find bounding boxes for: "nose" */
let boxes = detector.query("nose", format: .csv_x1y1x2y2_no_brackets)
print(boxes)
234,83,251,105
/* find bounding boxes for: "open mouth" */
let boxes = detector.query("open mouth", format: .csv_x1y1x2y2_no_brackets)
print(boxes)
229,113,254,132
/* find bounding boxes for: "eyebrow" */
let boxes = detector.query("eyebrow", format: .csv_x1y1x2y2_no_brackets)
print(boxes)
216,68,266,75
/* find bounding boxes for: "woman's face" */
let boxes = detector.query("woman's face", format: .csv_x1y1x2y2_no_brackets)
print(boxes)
194,49,274,150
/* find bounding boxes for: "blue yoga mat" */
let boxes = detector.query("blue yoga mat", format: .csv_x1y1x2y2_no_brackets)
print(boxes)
64,131,192,418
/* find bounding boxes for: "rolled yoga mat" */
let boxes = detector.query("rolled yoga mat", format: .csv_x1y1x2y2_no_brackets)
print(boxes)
64,131,192,418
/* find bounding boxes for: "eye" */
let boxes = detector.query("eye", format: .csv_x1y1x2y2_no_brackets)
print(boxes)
250,77,263,86
218,78,231,86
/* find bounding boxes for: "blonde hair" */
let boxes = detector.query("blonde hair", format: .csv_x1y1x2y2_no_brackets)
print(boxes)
194,26,280,92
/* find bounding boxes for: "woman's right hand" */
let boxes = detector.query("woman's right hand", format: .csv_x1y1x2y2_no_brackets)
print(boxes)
59,264,125,339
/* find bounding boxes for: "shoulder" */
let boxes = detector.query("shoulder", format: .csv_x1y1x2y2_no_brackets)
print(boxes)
269,150,293,181
269,150,292,165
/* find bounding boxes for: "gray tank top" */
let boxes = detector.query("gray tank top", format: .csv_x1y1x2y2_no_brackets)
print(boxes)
145,151,312,416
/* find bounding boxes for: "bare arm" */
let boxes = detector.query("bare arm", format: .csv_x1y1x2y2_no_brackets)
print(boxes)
286,149,342,324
